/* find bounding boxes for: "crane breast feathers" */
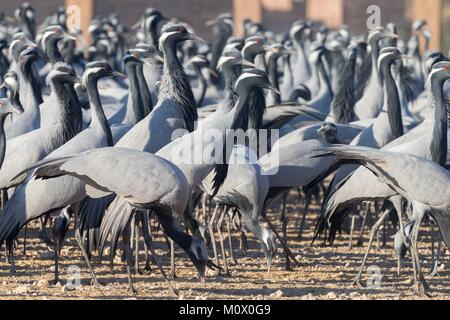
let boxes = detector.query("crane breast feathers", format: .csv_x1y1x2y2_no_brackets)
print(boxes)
2,136,49,187
313,145,409,193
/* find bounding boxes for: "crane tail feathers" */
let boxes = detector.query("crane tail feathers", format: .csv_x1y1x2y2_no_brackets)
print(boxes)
430,209,450,251
98,196,134,267
10,155,77,183
78,195,116,256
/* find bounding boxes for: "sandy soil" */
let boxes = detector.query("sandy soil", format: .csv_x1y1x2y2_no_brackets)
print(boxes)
0,190,448,300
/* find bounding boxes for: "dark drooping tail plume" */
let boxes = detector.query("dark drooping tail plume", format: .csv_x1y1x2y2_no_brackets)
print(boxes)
331,46,357,123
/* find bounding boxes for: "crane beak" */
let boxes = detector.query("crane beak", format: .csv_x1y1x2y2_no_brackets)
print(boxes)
263,44,277,53
132,18,142,30
207,68,218,78
12,102,24,115
240,59,255,68
385,33,399,40
64,32,78,41
154,54,164,63
207,259,222,271
0,99,23,115
205,18,217,26
112,71,127,78
267,85,281,95
4,16,16,23
188,34,206,44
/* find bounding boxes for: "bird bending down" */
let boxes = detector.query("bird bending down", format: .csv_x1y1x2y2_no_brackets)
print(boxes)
16,147,209,294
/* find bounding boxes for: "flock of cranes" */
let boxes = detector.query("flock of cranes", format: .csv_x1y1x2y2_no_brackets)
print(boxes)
0,2,449,298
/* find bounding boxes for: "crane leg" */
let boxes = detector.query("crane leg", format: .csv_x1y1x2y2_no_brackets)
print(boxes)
280,193,291,270
382,217,387,247
351,209,389,289
239,227,248,255
201,194,208,224
139,219,178,296
356,203,370,246
74,229,103,287
348,215,356,250
297,191,310,240
240,227,248,254
1,188,8,209
409,209,430,297
234,209,247,254
132,214,142,275
217,206,229,275
391,196,407,276
226,210,237,265
54,236,60,285
170,239,177,279
122,226,137,294
6,243,15,273
143,211,152,273
428,217,442,277
22,224,28,254
39,216,54,247
430,239,442,277
207,205,220,270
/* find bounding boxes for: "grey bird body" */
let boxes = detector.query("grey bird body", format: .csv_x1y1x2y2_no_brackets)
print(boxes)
5,46,42,140
317,61,450,239
0,63,81,189
0,63,125,246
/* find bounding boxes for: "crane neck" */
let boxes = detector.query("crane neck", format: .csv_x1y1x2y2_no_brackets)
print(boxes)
244,87,266,130
317,54,333,96
135,63,153,117
45,39,65,65
229,84,263,131
268,55,281,104
282,55,293,90
153,204,195,253
429,75,448,166
21,19,36,41
48,79,82,146
124,63,144,126
85,77,113,146
159,42,198,132
0,114,9,165
370,40,381,84
192,66,207,108
223,64,239,106
210,26,231,70
381,60,403,139
331,56,356,123
243,49,257,64
18,58,43,113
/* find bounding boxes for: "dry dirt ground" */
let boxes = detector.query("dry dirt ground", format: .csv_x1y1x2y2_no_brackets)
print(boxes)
0,190,449,300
